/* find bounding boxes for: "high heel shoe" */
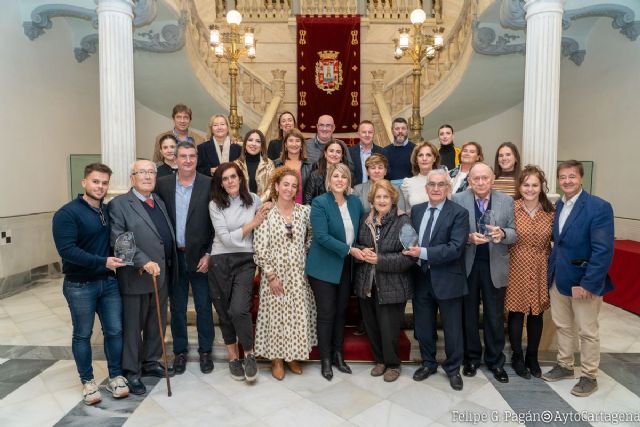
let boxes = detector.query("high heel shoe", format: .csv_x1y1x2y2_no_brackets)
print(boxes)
321,358,333,381
332,351,352,374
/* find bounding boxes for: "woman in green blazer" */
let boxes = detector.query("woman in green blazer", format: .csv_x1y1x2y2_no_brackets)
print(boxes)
306,163,364,381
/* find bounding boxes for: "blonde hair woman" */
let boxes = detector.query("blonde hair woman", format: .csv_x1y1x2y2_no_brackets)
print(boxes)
196,115,242,177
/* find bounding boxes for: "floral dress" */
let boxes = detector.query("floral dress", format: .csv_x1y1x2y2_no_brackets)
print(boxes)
253,204,318,360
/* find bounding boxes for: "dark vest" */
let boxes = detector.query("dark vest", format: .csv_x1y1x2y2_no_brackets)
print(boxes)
141,200,174,263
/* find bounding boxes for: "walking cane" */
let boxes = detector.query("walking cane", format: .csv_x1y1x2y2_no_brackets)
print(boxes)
151,273,172,397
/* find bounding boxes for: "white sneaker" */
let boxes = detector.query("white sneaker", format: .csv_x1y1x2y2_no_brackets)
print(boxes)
107,375,130,398
82,379,102,405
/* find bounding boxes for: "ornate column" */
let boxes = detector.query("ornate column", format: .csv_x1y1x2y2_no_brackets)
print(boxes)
97,0,136,195
522,0,565,196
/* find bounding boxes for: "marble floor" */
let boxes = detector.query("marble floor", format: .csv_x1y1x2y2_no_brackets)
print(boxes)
1,276,640,427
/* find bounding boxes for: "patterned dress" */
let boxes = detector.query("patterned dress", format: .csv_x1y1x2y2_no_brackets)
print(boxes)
505,199,554,315
253,204,318,361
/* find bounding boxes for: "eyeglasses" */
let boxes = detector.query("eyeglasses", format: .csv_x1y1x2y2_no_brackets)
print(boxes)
426,182,448,189
285,223,293,241
177,154,197,160
132,170,157,176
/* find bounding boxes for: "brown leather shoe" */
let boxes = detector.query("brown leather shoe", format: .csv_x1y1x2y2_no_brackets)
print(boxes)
286,360,303,375
271,359,285,380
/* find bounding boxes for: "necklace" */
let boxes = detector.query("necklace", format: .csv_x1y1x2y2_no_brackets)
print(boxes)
276,203,294,223
523,201,540,217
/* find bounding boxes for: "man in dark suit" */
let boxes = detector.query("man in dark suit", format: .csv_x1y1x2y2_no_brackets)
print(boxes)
404,169,469,390
109,159,177,395
452,163,517,383
349,120,384,186
542,160,614,397
156,142,215,375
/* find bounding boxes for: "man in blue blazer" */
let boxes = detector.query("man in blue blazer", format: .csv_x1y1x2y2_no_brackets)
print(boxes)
349,120,384,186
405,169,469,390
452,163,517,383
542,160,614,397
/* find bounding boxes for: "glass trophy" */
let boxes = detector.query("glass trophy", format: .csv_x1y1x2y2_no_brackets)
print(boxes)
114,231,136,266
399,223,419,250
477,210,496,238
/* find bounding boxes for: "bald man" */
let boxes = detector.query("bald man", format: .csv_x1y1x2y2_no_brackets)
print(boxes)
109,160,177,395
305,114,354,171
452,163,517,384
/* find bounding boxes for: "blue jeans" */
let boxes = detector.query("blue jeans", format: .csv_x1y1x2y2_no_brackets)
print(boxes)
170,252,214,354
63,276,123,382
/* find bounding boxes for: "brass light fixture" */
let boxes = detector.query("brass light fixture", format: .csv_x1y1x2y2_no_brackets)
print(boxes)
393,8,444,142
209,10,256,140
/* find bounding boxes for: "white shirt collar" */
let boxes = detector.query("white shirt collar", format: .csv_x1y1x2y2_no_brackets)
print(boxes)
562,188,583,205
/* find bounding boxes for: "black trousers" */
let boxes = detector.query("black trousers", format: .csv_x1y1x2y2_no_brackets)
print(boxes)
359,285,405,368
208,252,256,350
463,260,506,369
121,284,168,378
309,260,351,360
413,269,464,376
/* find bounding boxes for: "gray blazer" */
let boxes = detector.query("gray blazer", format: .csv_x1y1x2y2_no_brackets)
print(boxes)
452,189,517,288
352,180,407,216
109,189,177,295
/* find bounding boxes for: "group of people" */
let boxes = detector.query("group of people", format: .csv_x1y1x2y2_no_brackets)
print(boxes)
52,103,614,407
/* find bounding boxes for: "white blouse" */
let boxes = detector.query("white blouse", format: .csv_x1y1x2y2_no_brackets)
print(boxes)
338,203,355,246
401,174,429,210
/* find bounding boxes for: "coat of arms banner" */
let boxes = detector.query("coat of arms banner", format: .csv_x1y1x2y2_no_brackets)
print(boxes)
296,15,360,134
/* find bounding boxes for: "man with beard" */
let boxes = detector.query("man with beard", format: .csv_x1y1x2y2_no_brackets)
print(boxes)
383,117,415,181
52,163,129,405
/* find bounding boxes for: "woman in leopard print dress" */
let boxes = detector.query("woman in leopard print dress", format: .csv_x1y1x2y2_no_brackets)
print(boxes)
254,167,317,380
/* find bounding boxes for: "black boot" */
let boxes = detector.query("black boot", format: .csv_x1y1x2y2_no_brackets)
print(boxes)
512,352,531,379
525,353,542,378
333,351,352,374
321,358,333,381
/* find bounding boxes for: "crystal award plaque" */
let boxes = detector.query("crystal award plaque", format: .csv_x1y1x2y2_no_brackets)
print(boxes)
114,231,136,266
399,223,419,250
477,210,496,238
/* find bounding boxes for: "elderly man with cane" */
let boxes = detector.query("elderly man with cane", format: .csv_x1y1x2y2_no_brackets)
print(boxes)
109,159,176,395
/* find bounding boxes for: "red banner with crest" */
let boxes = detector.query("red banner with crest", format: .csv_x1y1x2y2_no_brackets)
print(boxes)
296,15,360,134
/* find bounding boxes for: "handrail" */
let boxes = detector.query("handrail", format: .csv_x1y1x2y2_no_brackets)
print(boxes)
373,93,393,146
258,95,283,138
382,0,475,114
185,0,275,114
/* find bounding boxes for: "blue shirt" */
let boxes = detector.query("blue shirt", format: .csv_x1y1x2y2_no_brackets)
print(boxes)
173,128,196,143
132,187,153,203
359,144,373,184
418,200,446,262
175,174,194,247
